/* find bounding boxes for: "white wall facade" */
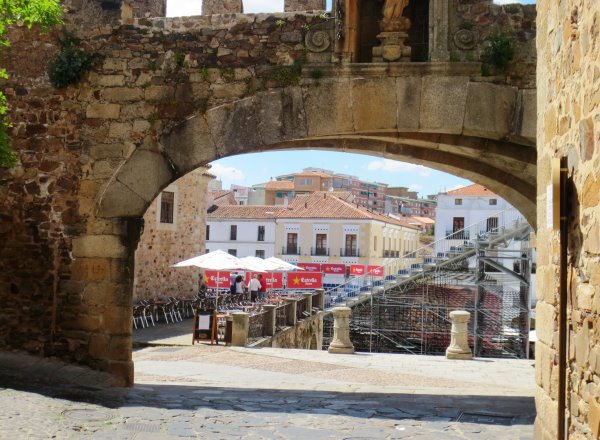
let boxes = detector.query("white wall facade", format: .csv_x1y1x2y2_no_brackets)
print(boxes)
206,219,276,258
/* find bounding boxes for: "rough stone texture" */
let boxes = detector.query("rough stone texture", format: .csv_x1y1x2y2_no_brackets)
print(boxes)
255,313,323,350
202,0,243,15
536,0,600,438
284,0,325,12
133,168,212,300
0,3,537,385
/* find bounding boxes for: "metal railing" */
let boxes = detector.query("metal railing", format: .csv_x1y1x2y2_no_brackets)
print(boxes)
276,303,290,329
323,207,530,309
248,311,267,339
340,248,360,257
310,247,329,256
296,297,308,321
281,246,300,255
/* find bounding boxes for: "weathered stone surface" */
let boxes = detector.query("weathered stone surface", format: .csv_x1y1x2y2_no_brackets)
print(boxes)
72,235,127,259
351,78,397,133
86,104,121,119
516,89,537,142
96,181,148,218
284,0,325,11
114,149,174,204
463,82,517,140
305,79,354,137
396,77,422,130
162,115,216,174
202,0,243,15
419,76,469,134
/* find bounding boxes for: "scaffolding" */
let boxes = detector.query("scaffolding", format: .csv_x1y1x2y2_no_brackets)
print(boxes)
323,208,533,359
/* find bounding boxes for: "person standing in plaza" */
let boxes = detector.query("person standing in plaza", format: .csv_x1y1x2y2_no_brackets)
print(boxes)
258,273,267,300
248,274,261,302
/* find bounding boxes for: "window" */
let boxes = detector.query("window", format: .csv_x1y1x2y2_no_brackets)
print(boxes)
453,217,465,232
315,234,327,255
160,191,174,223
239,201,244,205
257,225,265,241
454,198,463,205
487,217,499,232
230,225,237,240
489,199,497,205
255,250,265,258
206,225,210,240
287,233,298,254
228,249,237,256
345,234,357,256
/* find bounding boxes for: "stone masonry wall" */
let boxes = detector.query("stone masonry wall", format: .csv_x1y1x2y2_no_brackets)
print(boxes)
284,0,326,12
536,1,600,439
133,168,211,300
202,0,244,15
450,1,537,88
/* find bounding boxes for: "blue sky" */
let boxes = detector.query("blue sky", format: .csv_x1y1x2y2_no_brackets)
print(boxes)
167,0,535,197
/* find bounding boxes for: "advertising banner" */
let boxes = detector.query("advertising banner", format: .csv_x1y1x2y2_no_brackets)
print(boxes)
245,272,284,289
349,265,365,276
204,271,231,288
367,266,384,277
322,264,346,275
286,271,323,289
296,263,322,272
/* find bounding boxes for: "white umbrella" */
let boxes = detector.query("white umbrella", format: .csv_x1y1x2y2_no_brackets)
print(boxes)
239,256,280,272
173,250,265,308
265,257,303,271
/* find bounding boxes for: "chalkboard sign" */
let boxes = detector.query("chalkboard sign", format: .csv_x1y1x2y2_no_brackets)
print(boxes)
192,309,217,345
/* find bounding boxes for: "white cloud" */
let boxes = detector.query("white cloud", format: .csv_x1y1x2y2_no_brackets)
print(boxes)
209,163,246,182
167,0,285,16
367,159,430,174
409,183,423,191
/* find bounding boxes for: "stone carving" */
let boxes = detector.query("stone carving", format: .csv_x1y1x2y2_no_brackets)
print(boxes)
381,0,411,32
445,310,473,360
453,29,479,50
305,29,331,52
372,0,411,62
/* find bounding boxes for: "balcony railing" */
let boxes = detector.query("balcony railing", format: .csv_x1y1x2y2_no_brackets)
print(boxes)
311,247,329,256
281,246,300,255
383,250,400,258
445,230,470,240
340,248,360,257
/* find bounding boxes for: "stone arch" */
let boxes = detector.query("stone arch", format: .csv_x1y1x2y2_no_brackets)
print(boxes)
97,77,536,224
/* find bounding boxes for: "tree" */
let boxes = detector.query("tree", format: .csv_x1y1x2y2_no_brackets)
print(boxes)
0,0,62,168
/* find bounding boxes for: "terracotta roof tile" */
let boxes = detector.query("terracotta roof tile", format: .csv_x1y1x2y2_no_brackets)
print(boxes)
265,180,294,190
446,184,497,197
208,205,286,219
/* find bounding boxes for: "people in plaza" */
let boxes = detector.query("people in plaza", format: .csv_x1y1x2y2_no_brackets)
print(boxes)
198,275,207,297
234,275,246,296
258,273,267,300
248,274,261,302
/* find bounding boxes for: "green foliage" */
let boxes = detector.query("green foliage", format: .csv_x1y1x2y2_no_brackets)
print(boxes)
481,34,517,73
175,52,186,67
48,30,101,88
0,0,63,168
275,19,285,29
269,62,302,87
199,66,209,81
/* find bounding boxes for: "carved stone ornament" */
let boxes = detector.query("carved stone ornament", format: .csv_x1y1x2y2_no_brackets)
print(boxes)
453,29,479,50
305,29,331,52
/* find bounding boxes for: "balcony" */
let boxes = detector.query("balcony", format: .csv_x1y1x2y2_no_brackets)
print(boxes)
340,248,360,257
445,230,470,240
311,247,329,256
281,246,300,255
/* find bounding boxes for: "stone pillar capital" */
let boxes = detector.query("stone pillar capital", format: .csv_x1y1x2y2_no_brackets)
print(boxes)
446,310,473,360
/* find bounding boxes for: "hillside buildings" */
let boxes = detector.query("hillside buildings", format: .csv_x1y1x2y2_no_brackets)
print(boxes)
206,191,420,279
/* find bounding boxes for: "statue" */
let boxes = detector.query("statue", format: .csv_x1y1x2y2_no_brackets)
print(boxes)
381,0,411,32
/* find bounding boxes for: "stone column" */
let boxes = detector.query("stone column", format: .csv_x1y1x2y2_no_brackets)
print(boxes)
429,0,449,61
262,305,277,337
202,0,243,15
285,298,298,326
303,292,313,316
328,307,354,354
231,312,249,347
446,311,473,360
284,0,326,11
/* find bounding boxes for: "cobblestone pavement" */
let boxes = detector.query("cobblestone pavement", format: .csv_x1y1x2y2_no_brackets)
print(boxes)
0,341,536,439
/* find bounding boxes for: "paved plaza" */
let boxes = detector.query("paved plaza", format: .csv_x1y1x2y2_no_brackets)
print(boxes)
0,322,536,439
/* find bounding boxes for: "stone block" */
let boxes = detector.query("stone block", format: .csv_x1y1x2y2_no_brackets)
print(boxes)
103,306,134,334
351,78,397,133
97,180,148,218
102,87,143,103
254,87,307,146
396,77,421,130
536,301,556,346
86,104,121,119
202,0,243,15
463,82,517,140
108,122,133,139
145,85,175,102
103,58,128,72
419,76,469,134
589,396,600,439
72,235,127,259
516,89,536,142
211,82,247,99
306,79,354,137
88,333,109,359
113,148,174,205
70,258,111,282
217,98,262,155
535,385,558,439
108,335,132,361
284,0,325,11
90,74,126,87
106,360,134,387
161,114,217,174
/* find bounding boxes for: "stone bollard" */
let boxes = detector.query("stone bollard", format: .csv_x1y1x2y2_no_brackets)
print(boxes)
328,307,354,354
446,311,473,360
262,304,278,337
231,312,249,347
